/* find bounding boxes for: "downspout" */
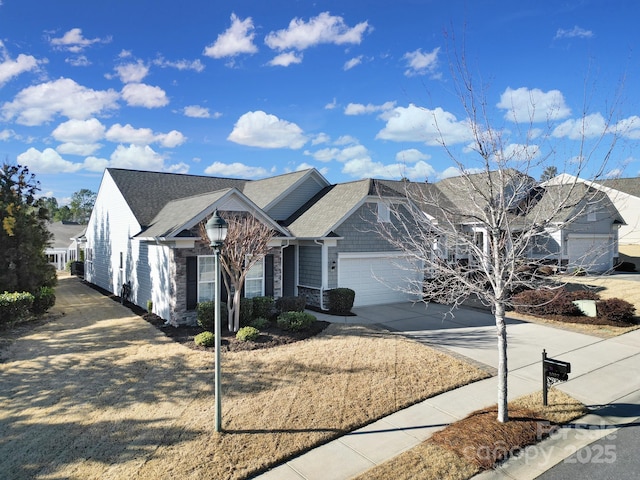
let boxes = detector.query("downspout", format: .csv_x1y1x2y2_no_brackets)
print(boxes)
280,239,290,298
314,239,327,310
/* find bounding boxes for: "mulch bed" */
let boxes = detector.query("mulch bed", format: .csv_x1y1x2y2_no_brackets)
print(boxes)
521,312,638,328
84,280,330,352
141,311,329,352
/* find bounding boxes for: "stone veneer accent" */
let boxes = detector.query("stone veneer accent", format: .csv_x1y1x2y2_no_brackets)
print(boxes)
297,285,330,311
169,238,284,326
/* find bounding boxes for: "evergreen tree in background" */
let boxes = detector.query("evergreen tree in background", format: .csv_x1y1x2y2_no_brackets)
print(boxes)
0,163,57,293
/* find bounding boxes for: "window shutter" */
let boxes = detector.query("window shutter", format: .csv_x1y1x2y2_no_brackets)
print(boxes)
265,254,274,297
186,256,197,310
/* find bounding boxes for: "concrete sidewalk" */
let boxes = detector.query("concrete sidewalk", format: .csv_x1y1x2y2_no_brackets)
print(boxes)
258,303,640,479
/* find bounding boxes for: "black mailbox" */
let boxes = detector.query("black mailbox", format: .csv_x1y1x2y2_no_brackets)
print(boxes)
542,349,572,406
544,358,571,381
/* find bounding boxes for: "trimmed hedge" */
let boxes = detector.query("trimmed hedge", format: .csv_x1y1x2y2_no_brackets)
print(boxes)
328,288,355,315
31,286,56,315
276,296,306,313
236,326,260,342
197,301,228,332
0,292,35,325
512,288,599,316
277,311,316,331
194,331,215,347
251,296,275,320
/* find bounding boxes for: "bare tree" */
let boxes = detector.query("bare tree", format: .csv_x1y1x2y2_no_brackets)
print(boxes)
202,212,273,332
374,53,625,422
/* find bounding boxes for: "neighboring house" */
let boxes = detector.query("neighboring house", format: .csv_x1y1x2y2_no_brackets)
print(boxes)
548,174,640,245
395,170,624,274
85,168,623,326
45,221,86,270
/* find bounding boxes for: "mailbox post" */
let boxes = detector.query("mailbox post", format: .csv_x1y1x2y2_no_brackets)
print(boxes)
542,349,571,406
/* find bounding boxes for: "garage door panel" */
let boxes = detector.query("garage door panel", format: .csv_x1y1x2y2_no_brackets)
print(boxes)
568,236,612,273
339,255,421,307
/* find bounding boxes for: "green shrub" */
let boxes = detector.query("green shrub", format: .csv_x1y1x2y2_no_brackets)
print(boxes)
197,301,228,332
0,292,35,325
252,296,275,320
239,297,254,326
194,331,215,347
146,299,153,313
31,286,55,315
236,326,260,342
250,317,270,329
277,311,316,331
597,298,636,324
276,296,306,313
328,288,355,314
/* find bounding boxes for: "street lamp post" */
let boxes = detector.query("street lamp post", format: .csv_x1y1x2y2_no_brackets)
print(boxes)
205,210,228,433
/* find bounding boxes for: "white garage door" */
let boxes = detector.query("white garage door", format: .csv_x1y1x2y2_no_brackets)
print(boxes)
567,235,613,273
338,253,422,307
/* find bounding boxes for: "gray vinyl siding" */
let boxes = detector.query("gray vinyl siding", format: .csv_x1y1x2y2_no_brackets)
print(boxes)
333,203,396,253
266,176,326,221
299,245,321,287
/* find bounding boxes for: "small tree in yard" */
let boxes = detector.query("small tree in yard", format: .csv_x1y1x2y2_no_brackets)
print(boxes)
375,52,628,423
201,212,273,332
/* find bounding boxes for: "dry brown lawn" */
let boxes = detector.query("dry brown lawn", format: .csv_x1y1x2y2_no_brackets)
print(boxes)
354,389,586,480
0,274,489,480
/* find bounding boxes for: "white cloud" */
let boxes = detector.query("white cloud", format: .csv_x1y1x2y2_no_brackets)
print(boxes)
1,78,119,126
109,144,165,170
115,60,149,83
49,28,111,53
52,118,105,143
0,41,41,86
395,148,431,163
265,12,370,51
324,98,338,110
344,101,395,115
295,162,328,175
83,156,110,172
497,87,571,123
0,129,17,141
56,142,102,156
227,110,307,149
184,105,218,118
439,166,464,179
311,132,330,145
376,104,473,146
613,116,640,139
105,123,185,147
156,130,186,148
342,157,436,180
403,47,440,77
204,161,269,178
153,56,205,72
121,83,168,108
497,143,541,162
267,51,303,67
344,56,362,70
66,55,90,67
552,112,608,139
164,162,190,174
203,13,258,59
17,147,83,173
555,26,593,40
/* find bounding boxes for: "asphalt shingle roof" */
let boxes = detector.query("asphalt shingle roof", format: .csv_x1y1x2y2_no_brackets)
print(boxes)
47,221,86,248
107,169,247,227
598,177,640,198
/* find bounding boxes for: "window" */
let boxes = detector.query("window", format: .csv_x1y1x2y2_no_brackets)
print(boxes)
245,257,264,298
587,203,597,222
377,202,390,223
197,256,216,303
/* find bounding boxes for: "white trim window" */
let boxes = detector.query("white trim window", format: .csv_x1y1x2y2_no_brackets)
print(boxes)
245,257,264,298
197,255,216,303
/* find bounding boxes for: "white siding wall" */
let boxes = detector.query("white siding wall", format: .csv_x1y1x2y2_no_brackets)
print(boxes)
85,170,142,299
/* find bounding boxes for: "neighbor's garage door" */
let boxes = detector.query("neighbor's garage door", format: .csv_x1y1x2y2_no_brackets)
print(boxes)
567,235,613,273
338,253,422,307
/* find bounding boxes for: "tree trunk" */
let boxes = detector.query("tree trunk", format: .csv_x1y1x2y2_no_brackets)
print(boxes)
230,288,242,332
495,301,508,422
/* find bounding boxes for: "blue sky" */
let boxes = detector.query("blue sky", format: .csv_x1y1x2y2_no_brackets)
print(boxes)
1,0,639,203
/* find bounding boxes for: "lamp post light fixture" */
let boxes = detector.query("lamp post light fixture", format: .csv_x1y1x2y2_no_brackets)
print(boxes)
205,210,228,432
